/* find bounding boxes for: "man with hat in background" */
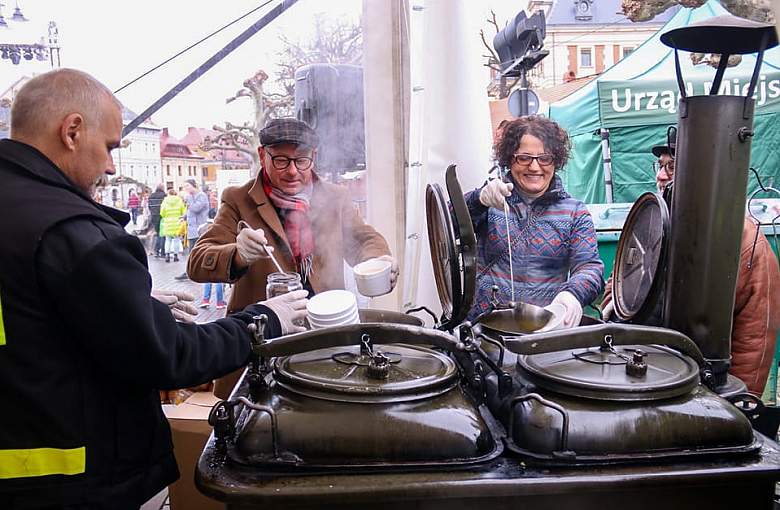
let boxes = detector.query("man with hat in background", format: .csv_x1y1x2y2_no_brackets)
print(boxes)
188,118,399,398
601,136,780,395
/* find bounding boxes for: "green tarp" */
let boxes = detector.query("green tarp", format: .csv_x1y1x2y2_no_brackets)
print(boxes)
549,0,780,204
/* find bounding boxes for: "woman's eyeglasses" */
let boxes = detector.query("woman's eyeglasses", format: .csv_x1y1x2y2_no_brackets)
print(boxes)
268,153,314,171
513,153,554,167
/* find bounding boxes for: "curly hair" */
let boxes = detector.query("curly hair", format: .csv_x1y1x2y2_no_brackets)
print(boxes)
494,115,571,170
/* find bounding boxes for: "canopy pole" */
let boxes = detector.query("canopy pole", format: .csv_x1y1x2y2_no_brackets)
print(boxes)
598,128,614,204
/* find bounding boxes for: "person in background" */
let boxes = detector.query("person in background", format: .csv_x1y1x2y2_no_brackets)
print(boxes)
159,187,185,262
148,183,166,258
188,117,398,398
198,220,226,310
464,115,604,328
174,179,209,280
0,67,309,510
601,140,780,395
127,188,140,225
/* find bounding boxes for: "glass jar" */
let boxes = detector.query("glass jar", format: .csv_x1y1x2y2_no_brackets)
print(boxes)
266,272,303,299
266,272,305,328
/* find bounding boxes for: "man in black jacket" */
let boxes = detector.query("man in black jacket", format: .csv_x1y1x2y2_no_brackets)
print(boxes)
148,183,167,258
0,68,308,509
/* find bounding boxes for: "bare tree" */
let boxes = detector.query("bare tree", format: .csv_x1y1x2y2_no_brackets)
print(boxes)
270,13,362,116
481,10,521,99
202,14,362,177
621,0,773,70
622,0,773,24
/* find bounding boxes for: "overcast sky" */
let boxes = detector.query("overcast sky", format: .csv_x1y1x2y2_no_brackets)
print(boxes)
2,0,525,137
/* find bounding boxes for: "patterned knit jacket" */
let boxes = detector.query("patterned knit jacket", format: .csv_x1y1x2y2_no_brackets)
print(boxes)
464,174,604,321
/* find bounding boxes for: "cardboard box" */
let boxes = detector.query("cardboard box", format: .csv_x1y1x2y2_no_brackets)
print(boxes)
164,392,223,510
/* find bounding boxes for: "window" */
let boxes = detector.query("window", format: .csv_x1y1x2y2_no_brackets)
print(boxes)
178,165,182,176
202,167,208,177
622,46,635,59
166,165,171,177
580,48,593,68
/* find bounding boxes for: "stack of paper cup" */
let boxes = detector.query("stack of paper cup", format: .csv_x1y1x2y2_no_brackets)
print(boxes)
306,290,360,329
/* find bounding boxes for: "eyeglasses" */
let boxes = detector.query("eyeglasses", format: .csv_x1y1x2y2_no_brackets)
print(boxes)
653,159,675,176
267,152,314,171
513,153,554,167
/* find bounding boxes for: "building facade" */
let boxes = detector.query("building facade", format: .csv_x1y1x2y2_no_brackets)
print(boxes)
178,126,253,189
160,128,205,192
529,0,677,89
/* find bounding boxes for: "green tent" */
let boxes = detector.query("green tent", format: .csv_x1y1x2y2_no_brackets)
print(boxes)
549,0,780,204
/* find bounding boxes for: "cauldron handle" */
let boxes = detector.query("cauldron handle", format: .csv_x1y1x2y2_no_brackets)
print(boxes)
502,323,707,368
258,323,461,358
507,393,572,457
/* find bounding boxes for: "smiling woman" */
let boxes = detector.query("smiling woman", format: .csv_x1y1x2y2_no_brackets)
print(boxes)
464,115,604,328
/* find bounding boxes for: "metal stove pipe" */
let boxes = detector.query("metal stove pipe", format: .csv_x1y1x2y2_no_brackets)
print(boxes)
663,95,754,387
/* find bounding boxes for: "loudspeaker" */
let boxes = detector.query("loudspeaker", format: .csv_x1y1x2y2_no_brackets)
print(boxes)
294,64,365,177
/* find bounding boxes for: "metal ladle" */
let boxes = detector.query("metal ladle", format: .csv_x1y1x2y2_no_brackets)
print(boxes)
237,220,285,273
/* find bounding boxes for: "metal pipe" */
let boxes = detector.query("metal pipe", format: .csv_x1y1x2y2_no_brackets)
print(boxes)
598,128,613,203
664,95,755,387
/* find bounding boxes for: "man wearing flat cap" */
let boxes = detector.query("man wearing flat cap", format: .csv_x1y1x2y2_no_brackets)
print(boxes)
188,118,398,397
601,136,780,395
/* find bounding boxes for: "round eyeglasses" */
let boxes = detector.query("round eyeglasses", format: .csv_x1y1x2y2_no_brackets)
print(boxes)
513,153,554,167
268,153,314,171
653,159,675,177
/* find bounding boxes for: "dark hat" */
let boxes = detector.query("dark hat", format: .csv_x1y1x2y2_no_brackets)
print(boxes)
651,143,676,158
259,118,319,148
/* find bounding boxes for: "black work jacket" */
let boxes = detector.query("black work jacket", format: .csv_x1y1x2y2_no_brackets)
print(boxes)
0,139,279,509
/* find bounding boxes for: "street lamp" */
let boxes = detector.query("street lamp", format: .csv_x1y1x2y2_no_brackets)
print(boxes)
0,1,60,68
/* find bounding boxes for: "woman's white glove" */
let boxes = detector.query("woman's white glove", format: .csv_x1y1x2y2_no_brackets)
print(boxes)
549,291,583,329
479,179,514,209
236,226,273,266
152,289,199,323
261,290,309,335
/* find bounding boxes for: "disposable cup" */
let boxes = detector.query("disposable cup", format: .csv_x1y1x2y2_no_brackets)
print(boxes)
353,259,392,297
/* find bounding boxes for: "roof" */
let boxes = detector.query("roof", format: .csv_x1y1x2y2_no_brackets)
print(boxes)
121,105,159,130
537,74,598,103
160,128,203,160
547,0,679,26
179,126,253,164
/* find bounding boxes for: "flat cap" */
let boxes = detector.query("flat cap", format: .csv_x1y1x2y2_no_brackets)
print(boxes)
259,118,319,148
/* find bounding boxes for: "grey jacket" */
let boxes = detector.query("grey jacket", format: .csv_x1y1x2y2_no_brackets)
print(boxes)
185,190,209,239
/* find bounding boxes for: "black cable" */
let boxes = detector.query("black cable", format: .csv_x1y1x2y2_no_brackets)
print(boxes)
113,0,275,94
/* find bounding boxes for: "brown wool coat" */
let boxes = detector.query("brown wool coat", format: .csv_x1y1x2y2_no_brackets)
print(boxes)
187,176,391,398
602,218,780,394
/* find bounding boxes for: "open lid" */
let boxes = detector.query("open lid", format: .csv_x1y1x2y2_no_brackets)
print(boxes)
660,15,778,54
613,192,670,322
425,164,477,330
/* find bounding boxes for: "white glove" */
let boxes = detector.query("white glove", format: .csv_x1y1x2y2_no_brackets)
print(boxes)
152,289,199,323
261,290,309,335
236,226,273,266
550,291,583,329
479,179,514,209
376,255,399,290
602,300,614,321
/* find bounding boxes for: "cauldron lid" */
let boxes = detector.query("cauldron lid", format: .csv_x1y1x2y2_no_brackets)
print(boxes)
425,165,477,330
660,14,778,55
274,344,458,403
517,343,699,401
613,192,669,322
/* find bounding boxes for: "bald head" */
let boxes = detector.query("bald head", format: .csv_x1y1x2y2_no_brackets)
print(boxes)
10,68,124,196
10,68,119,141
